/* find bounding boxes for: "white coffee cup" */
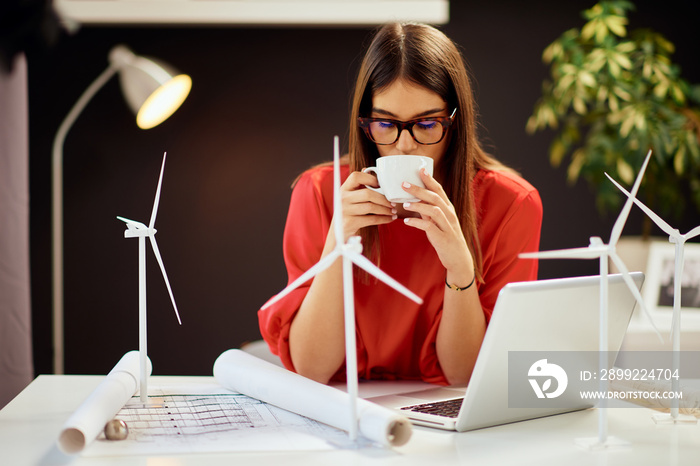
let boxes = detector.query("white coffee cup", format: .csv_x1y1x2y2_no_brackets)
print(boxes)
362,155,434,203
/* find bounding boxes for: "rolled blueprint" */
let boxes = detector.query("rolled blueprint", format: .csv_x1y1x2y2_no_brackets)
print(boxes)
57,351,151,454
213,349,412,447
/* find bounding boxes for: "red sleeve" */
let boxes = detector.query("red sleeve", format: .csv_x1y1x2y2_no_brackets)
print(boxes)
257,168,334,371
478,186,543,321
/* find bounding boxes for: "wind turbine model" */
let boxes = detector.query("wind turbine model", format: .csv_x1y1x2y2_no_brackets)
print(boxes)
520,149,661,449
606,172,700,424
261,136,423,442
117,152,182,404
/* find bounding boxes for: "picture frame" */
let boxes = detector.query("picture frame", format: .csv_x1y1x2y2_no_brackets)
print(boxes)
641,241,700,330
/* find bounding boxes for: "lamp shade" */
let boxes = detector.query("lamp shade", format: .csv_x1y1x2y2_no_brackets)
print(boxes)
108,45,192,129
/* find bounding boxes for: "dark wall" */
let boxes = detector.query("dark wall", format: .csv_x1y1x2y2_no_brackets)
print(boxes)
27,1,700,376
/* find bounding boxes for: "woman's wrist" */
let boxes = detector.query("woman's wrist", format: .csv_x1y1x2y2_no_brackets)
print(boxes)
445,270,475,291
445,267,476,291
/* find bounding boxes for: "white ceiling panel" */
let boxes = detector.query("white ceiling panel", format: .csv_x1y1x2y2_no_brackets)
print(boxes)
54,0,449,26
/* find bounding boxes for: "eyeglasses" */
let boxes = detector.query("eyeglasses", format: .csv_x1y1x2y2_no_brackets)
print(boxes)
357,108,456,145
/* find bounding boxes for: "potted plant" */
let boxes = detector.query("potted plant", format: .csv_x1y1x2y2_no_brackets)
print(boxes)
527,0,700,241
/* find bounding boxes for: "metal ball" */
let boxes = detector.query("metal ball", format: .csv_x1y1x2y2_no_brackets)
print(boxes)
104,419,129,441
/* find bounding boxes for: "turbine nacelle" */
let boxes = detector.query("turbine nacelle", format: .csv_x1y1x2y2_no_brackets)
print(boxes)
118,216,156,238
343,236,363,255
588,236,604,247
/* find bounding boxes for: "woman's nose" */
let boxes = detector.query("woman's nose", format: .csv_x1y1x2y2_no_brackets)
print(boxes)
394,129,418,153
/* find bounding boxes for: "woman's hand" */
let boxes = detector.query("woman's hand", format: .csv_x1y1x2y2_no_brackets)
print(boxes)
333,171,397,242
401,169,483,385
401,169,474,285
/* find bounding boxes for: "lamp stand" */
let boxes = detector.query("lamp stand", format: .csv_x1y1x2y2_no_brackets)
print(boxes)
52,63,119,374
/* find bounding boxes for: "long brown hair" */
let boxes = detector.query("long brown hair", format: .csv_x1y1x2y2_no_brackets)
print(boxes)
349,22,513,281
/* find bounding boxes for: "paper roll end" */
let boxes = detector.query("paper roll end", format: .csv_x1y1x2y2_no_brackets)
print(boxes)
386,417,412,447
58,428,86,454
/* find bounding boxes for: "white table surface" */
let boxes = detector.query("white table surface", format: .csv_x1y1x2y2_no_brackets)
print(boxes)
2,375,699,466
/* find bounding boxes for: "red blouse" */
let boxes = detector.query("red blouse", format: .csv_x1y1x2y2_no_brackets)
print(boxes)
258,164,542,384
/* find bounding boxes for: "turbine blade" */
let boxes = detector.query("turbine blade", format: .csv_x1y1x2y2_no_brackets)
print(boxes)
117,216,146,229
609,150,652,245
148,235,182,325
605,173,676,237
348,252,423,304
519,247,602,260
609,253,663,343
260,251,341,310
149,152,167,229
684,224,700,240
332,136,345,248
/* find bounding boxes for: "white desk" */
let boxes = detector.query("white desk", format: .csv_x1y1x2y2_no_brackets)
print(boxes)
2,375,699,466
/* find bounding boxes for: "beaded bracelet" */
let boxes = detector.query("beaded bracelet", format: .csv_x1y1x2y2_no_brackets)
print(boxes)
445,271,476,291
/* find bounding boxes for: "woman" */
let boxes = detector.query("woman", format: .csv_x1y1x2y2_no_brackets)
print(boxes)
258,23,542,386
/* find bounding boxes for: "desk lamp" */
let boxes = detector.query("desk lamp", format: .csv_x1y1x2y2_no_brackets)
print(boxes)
52,45,191,374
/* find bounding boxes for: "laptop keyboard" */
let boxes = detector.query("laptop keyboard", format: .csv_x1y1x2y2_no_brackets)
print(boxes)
400,398,464,418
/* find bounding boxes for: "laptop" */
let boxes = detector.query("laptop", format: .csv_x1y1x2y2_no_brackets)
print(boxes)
368,273,644,431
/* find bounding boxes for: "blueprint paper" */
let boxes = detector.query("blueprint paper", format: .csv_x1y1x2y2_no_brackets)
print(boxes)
82,387,345,456
213,349,412,447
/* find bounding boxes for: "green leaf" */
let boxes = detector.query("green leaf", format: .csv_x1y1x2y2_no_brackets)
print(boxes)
583,3,603,21
549,138,567,167
544,105,559,128
542,41,561,64
567,149,585,183
673,146,686,175
686,130,700,162
614,53,632,70
606,15,628,37
653,62,671,79
595,22,609,43
525,115,538,134
581,20,598,41
609,93,620,112
608,59,621,78
653,81,668,98
579,71,596,87
613,86,631,101
616,158,634,184
597,85,609,102
561,64,578,75
671,85,686,104
616,41,636,53
620,110,636,137
557,74,576,92
656,34,675,54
